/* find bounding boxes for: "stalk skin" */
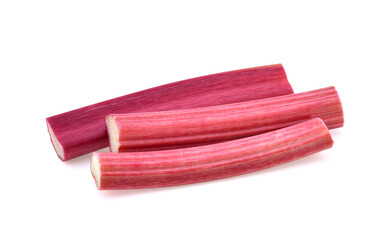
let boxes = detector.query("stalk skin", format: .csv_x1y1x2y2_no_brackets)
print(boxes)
107,86,343,153
47,64,292,161
92,118,333,190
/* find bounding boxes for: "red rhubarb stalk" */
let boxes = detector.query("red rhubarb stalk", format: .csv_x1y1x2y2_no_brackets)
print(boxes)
47,64,292,161
92,118,333,190
106,86,343,153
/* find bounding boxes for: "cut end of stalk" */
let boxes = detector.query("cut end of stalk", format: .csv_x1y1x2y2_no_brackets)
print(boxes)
47,121,65,160
91,153,101,190
106,115,120,153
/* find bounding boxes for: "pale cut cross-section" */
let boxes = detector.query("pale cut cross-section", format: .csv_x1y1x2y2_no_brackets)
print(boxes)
106,115,119,152
91,154,101,189
47,122,64,160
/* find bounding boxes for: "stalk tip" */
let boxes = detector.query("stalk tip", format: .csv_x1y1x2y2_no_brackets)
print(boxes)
91,153,101,190
47,121,65,160
106,115,120,153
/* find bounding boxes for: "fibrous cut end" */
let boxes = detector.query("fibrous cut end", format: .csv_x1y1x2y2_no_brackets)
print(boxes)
106,115,119,153
91,153,101,190
47,121,65,160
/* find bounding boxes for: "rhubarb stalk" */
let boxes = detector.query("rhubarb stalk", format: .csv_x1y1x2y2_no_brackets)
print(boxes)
92,118,333,190
107,86,343,153
47,64,292,161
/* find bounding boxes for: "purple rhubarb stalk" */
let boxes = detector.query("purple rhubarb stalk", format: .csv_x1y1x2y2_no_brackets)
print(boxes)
47,64,293,161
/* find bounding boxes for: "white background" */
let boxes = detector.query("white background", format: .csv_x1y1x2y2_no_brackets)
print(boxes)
1,1,386,239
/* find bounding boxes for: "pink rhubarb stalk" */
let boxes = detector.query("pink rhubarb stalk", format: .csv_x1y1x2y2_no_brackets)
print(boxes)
106,86,343,153
47,64,292,161
92,118,333,190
